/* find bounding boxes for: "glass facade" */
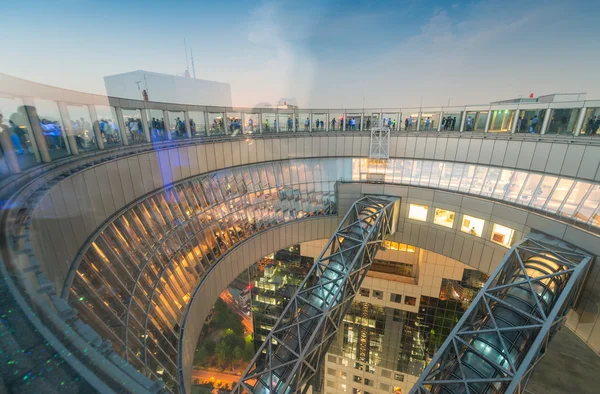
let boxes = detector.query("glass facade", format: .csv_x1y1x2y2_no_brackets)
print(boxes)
279,112,293,132
208,112,225,136
68,159,344,390
420,111,438,131
464,110,488,132
147,109,166,141
517,109,546,134
0,96,40,170
383,113,399,131
346,113,361,131
122,109,144,144
226,112,242,136
262,112,277,133
33,99,70,159
95,105,121,147
244,113,259,134
297,112,310,132
581,107,600,136
67,104,99,151
312,112,327,131
188,110,206,137
167,111,186,139
441,112,461,131
488,109,515,133
353,158,600,229
329,111,343,131
547,108,580,135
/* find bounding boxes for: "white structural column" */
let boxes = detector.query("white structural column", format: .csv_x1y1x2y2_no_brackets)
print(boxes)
574,107,587,136
204,112,210,136
416,111,422,131
115,107,129,145
342,112,346,131
258,112,263,134
87,105,105,150
184,110,192,138
437,111,444,132
459,110,467,132
540,108,552,134
58,102,80,154
276,112,280,133
292,111,297,132
241,113,246,134
511,109,520,134
140,107,151,142
483,109,492,133
162,109,172,140
23,101,51,162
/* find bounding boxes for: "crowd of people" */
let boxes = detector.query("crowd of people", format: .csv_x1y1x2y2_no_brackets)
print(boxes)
584,115,600,136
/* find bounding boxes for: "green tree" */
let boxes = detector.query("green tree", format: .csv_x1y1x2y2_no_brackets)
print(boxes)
216,339,231,367
233,346,244,361
243,341,255,362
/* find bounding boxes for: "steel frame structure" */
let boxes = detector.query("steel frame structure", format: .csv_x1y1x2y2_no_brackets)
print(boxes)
410,233,592,394
232,196,400,394
369,120,391,159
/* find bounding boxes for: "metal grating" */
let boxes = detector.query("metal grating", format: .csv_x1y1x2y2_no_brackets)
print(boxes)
232,196,400,394
410,233,592,394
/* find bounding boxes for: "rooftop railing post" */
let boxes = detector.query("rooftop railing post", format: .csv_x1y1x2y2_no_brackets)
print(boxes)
87,105,105,150
511,108,520,134
22,101,51,163
115,107,129,145
416,111,422,132
574,106,587,136
438,110,444,132
162,110,172,140
58,102,80,154
484,107,492,133
140,107,151,142
541,107,552,135
184,110,192,138
459,110,467,132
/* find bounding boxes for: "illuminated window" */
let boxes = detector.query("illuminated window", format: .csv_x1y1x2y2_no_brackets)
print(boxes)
461,215,485,237
404,296,416,306
382,240,416,252
433,208,455,228
491,223,514,247
408,204,428,221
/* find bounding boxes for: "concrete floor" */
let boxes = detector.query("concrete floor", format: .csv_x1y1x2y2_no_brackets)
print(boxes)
525,328,600,394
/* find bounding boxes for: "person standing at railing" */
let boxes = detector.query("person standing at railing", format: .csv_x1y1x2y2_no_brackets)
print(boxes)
331,117,336,130
451,117,456,131
304,117,309,131
248,117,253,132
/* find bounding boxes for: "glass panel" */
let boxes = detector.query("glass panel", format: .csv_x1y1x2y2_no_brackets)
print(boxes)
420,111,439,131
244,113,259,134
517,174,542,206
408,204,428,221
580,107,600,136
491,224,514,247
167,111,186,139
469,167,488,195
312,113,327,131
329,111,343,131
188,110,206,137
279,113,293,133
464,110,488,132
95,106,121,147
544,178,573,213
546,108,580,135
147,109,166,141
492,170,514,199
505,171,528,202
207,112,225,136
530,176,557,208
488,110,515,133
442,112,461,131
122,109,144,144
404,111,419,131
226,112,242,136
33,99,70,159
481,168,500,197
382,113,399,131
67,104,97,152
461,215,485,237
0,97,40,169
345,113,360,131
297,112,310,132
262,112,276,133
516,109,546,134
575,185,600,224
433,209,455,228
560,182,591,218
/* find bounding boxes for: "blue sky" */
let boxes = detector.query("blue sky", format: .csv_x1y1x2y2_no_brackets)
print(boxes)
1,0,599,107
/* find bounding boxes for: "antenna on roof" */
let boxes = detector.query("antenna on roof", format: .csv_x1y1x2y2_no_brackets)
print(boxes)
191,48,196,79
184,39,190,78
